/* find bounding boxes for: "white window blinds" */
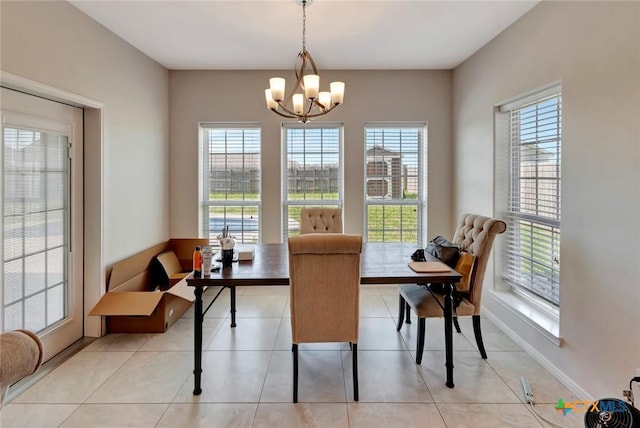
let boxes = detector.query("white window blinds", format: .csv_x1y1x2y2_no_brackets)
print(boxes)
504,91,561,305
3,127,69,332
283,123,342,238
364,124,425,245
201,124,261,243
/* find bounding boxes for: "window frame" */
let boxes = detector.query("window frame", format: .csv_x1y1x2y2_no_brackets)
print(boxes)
363,122,426,245
200,123,262,244
281,122,344,239
499,86,562,307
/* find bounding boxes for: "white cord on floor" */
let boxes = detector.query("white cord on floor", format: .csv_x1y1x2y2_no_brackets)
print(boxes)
527,401,565,428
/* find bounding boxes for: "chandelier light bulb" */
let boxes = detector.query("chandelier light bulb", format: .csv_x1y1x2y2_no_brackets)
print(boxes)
303,74,320,99
265,89,278,110
318,92,331,110
292,93,304,115
269,78,285,102
330,82,345,105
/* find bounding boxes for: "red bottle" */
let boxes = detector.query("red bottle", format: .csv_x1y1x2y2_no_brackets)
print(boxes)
193,246,203,276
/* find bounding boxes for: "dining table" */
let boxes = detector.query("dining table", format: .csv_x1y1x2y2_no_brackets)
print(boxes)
186,242,461,395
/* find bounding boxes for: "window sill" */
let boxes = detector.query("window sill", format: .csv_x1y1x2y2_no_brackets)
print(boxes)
490,290,563,346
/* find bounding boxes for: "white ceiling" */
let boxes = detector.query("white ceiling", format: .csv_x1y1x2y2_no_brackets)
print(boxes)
69,0,539,70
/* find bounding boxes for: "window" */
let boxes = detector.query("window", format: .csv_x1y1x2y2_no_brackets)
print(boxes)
3,127,69,332
501,88,561,306
283,124,342,238
364,124,425,245
201,124,261,243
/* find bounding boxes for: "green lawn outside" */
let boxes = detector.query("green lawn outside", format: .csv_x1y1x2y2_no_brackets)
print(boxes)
367,204,418,243
210,192,259,201
208,192,421,244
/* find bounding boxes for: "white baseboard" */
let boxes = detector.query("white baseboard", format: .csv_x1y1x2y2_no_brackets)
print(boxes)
482,308,594,401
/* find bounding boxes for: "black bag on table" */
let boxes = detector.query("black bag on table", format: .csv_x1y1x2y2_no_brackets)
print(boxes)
425,235,460,268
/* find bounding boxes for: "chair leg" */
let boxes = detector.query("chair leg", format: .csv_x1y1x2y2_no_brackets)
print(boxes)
472,315,488,359
292,344,299,402
453,317,462,333
416,318,426,364
397,295,406,331
405,302,411,324
352,343,359,401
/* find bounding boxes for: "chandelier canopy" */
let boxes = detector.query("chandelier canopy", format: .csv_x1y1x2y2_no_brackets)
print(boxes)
264,0,344,123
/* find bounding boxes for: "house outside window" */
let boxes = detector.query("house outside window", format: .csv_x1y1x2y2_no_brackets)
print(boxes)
500,86,562,306
282,123,343,239
200,124,261,243
364,123,426,245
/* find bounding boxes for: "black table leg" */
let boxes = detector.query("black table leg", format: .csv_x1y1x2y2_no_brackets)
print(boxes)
230,285,237,327
193,286,203,395
444,282,455,388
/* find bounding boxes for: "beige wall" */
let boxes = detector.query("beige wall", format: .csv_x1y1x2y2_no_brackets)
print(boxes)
1,1,170,262
1,1,169,336
453,1,640,397
169,70,453,243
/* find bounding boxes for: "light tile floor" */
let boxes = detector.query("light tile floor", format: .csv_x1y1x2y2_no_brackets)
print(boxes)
1,285,584,428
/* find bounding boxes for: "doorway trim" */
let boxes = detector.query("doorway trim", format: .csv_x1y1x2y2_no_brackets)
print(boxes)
1,71,106,337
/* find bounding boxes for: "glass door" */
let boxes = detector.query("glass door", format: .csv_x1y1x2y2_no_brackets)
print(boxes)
1,88,83,361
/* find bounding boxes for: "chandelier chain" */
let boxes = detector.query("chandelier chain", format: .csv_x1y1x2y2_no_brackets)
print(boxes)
302,0,306,52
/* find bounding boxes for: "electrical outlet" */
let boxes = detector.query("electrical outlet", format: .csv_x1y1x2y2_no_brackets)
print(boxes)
521,376,535,404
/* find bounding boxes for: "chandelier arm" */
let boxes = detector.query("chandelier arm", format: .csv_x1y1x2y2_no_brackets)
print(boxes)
302,107,338,119
324,99,338,110
294,51,319,94
305,51,319,75
295,50,319,93
274,96,338,121
290,51,305,98
270,108,297,120
295,53,303,90
305,98,315,116
311,99,328,112
283,88,299,105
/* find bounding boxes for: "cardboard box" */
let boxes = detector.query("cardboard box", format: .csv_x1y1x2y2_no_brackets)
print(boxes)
89,238,209,333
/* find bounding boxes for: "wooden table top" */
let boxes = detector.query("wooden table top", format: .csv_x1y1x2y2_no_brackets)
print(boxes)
186,242,461,286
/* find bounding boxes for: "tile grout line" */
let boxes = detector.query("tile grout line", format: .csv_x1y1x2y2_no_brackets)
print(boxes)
255,316,283,406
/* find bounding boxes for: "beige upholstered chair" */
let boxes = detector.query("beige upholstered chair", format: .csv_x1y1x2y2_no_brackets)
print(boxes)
397,214,507,364
299,207,342,234
288,233,362,402
1,329,43,407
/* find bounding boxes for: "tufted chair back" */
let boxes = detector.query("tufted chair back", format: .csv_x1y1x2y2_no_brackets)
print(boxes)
451,213,507,313
288,233,362,344
299,207,342,234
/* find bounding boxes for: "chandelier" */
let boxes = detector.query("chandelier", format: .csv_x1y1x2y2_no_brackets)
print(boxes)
264,0,344,123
